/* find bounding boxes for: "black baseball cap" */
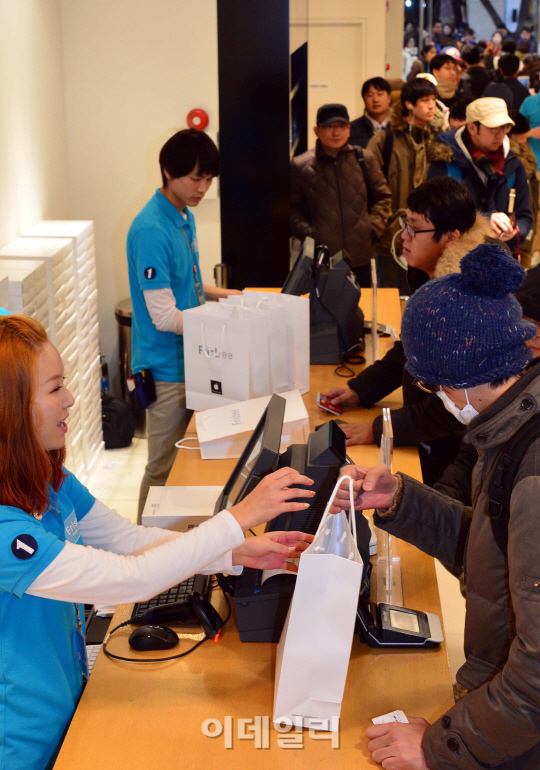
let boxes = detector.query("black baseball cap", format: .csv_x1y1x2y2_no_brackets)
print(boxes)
316,104,350,126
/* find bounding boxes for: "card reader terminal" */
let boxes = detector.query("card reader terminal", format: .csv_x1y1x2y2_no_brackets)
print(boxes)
356,600,444,648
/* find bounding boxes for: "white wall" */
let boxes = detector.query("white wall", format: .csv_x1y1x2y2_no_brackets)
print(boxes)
299,0,387,130
0,0,69,250
60,0,221,389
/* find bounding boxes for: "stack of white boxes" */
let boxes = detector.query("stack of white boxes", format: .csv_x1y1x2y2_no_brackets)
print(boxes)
0,224,103,481
25,222,102,475
0,260,49,332
0,273,8,310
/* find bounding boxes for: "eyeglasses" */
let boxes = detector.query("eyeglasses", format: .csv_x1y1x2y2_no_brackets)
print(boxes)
399,216,437,239
482,124,513,135
414,379,439,394
319,123,349,130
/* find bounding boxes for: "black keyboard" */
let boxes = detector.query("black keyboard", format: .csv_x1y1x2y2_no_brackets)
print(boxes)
130,574,210,622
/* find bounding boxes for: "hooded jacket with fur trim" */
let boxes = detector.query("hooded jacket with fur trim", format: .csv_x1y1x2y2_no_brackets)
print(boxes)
347,215,499,464
366,101,445,258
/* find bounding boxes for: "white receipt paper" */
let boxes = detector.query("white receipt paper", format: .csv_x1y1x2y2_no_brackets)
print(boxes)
372,710,409,725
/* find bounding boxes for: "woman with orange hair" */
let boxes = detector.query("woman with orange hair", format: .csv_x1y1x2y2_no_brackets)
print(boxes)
0,315,314,770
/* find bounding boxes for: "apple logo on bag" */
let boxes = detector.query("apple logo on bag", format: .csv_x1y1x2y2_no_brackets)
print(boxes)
211,380,223,395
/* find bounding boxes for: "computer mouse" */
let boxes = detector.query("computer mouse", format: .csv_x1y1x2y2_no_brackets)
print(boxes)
128,624,179,651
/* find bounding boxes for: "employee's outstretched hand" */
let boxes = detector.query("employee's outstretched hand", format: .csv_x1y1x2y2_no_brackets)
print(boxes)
366,718,430,769
230,467,315,532
325,387,360,408
330,464,399,513
341,422,374,446
232,531,313,570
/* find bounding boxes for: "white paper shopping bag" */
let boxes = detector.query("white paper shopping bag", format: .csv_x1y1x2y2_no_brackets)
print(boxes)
183,304,253,410
221,292,309,395
273,476,363,731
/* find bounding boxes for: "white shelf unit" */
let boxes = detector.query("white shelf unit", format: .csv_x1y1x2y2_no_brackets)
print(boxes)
24,222,103,474
0,273,9,310
0,260,49,332
0,238,86,480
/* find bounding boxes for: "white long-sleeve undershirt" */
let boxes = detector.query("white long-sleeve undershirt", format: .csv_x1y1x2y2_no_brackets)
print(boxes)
143,287,184,334
26,500,244,605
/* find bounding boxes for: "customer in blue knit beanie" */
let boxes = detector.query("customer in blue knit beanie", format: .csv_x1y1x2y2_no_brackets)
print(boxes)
401,242,535,389
332,244,540,769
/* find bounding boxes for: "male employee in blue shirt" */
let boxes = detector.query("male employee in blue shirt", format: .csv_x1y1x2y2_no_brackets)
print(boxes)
127,129,241,521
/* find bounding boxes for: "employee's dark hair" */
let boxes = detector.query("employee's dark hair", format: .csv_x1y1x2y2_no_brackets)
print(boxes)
509,110,530,134
430,53,455,73
461,44,481,65
422,42,437,56
361,77,391,98
449,98,470,122
400,78,437,110
407,177,476,241
159,129,220,187
501,39,517,54
499,53,520,76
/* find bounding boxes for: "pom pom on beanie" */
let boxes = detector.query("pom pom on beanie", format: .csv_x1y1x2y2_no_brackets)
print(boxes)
401,243,536,389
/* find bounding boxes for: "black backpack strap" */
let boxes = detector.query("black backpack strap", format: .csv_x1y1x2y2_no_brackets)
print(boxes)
487,412,540,557
381,127,393,181
354,146,373,210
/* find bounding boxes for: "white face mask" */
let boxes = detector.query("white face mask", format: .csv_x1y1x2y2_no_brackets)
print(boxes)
437,388,479,425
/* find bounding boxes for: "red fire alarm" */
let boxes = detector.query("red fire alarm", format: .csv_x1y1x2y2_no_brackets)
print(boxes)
187,109,209,130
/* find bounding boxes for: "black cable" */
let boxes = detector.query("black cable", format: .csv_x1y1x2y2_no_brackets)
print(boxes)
102,619,208,663
102,583,232,664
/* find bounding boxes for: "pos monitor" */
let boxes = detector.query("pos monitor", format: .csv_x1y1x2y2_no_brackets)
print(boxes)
281,237,315,295
213,394,286,514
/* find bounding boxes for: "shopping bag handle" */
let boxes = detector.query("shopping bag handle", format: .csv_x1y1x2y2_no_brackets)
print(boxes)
200,322,226,358
313,474,356,542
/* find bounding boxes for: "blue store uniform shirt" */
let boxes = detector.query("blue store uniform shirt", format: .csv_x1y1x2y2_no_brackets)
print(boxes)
127,189,205,382
520,94,540,167
0,471,95,770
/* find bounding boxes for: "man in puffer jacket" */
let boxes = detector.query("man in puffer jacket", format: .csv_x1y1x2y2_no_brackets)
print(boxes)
335,245,540,770
326,176,502,486
290,103,392,287
428,96,532,252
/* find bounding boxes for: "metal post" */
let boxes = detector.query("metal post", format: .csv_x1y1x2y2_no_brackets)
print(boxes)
419,0,425,50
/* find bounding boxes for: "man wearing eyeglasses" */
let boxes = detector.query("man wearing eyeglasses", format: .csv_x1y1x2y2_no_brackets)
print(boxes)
325,177,503,486
290,103,392,287
427,97,532,249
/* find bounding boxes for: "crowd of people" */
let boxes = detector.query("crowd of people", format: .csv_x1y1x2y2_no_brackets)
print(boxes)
290,52,540,768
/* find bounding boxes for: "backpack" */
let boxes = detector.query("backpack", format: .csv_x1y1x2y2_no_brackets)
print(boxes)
101,393,135,450
486,411,540,556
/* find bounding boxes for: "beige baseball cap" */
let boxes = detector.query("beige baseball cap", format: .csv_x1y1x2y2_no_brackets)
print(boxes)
465,97,515,128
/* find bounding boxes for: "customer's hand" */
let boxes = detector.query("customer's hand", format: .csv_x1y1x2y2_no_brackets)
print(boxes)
366,718,430,769
341,422,374,446
490,212,517,242
325,387,360,408
330,464,399,512
230,467,315,532
232,531,313,569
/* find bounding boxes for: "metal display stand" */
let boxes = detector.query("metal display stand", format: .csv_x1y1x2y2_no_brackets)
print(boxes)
376,408,403,606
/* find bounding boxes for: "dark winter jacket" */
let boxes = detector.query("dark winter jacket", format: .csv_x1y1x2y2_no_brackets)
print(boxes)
290,140,392,268
347,216,497,450
375,362,540,769
349,115,387,149
502,76,530,110
427,126,533,244
460,64,492,99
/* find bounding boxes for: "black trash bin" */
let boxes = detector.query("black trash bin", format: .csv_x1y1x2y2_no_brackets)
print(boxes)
115,298,147,438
